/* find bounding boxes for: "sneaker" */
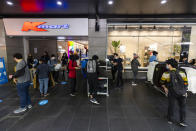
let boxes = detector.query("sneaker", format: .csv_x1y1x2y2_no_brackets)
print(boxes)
179,122,188,127
90,98,100,105
70,93,76,97
27,105,32,109
168,121,173,125
132,83,137,86
44,94,49,97
13,107,27,114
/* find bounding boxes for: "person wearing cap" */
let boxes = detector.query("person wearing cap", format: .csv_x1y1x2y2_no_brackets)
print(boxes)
160,58,188,127
149,51,158,62
131,53,141,86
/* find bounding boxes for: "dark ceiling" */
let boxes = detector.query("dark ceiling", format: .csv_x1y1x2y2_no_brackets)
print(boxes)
1,0,196,22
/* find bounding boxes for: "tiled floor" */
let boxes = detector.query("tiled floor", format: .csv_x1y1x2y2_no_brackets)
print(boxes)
1,81,196,131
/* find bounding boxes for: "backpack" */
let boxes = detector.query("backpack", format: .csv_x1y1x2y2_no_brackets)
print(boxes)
87,59,96,73
81,59,88,78
169,70,187,96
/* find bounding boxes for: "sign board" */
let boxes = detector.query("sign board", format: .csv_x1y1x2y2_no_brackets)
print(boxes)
3,18,88,36
0,58,8,85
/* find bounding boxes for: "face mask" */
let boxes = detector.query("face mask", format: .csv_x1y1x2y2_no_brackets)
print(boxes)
166,65,169,70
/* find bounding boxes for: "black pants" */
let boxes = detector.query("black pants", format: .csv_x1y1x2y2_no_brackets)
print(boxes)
168,92,186,123
132,70,138,83
88,77,98,98
116,70,123,87
54,71,59,82
69,78,76,94
112,69,117,80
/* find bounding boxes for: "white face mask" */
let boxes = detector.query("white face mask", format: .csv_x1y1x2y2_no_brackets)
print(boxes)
166,65,169,70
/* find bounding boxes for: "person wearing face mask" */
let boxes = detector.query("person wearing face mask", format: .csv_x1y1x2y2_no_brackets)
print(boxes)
160,59,188,127
48,54,57,82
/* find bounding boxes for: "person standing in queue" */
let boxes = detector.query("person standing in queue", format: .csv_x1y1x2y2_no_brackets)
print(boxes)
68,54,79,96
48,54,57,83
9,53,32,114
114,54,123,88
160,59,188,127
27,53,34,81
87,55,100,104
36,58,50,98
149,51,158,62
111,53,118,82
131,53,141,86
41,51,50,64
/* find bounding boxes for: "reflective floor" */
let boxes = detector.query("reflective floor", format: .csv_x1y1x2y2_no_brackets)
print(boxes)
1,81,196,131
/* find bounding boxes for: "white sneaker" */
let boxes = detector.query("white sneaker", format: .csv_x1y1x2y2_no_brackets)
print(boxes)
179,122,188,127
90,98,100,105
70,93,76,97
27,105,32,109
132,83,137,86
13,107,27,114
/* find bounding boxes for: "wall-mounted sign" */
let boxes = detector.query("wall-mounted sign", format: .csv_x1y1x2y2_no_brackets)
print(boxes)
3,18,88,36
21,22,70,32
0,58,8,85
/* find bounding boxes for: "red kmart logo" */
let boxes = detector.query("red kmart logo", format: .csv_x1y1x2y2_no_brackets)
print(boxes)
21,22,70,32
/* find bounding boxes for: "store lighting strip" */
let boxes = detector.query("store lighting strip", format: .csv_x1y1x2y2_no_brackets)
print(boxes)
107,23,196,26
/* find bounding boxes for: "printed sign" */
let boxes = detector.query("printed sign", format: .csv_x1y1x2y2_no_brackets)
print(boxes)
3,18,88,36
21,22,70,32
0,58,8,85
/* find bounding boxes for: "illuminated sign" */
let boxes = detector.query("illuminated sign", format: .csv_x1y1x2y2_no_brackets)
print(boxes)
21,22,70,32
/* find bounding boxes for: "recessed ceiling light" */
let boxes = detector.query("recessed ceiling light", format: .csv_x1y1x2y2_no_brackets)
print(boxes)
161,0,167,4
6,1,13,6
57,1,62,6
108,0,113,5
57,36,66,40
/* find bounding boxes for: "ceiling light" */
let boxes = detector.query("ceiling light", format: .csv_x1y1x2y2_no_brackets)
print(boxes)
57,1,62,6
6,1,13,6
108,0,113,5
57,36,66,40
161,0,167,4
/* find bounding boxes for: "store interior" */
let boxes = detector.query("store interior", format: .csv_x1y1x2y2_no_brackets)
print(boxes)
107,24,196,67
28,37,88,59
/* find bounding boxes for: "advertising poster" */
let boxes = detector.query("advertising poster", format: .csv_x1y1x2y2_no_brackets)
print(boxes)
0,58,8,85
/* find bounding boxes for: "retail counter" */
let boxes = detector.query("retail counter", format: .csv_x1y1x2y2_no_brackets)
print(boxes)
107,66,148,80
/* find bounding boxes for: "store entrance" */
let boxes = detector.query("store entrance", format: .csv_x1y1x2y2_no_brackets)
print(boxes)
28,37,88,60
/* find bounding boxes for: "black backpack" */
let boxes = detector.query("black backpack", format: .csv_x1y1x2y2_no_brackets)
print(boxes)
169,70,187,96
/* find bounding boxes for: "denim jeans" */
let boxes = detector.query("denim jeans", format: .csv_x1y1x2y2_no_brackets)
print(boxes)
16,81,31,108
39,78,49,95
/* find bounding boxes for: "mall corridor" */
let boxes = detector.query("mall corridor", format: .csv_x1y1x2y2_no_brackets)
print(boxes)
1,82,196,131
